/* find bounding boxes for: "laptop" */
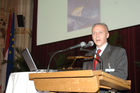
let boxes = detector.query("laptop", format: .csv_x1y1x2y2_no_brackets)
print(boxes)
22,48,39,72
22,48,57,72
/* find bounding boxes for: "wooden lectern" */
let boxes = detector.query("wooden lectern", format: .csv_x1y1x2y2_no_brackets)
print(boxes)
29,70,131,93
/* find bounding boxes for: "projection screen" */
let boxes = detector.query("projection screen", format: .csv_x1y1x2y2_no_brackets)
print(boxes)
37,0,140,45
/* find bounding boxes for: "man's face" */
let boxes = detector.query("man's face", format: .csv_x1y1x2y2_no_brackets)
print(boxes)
92,25,109,48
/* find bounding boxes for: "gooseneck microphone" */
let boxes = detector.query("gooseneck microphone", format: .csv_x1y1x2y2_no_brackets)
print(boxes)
67,41,86,50
85,41,94,48
80,41,94,52
46,41,86,72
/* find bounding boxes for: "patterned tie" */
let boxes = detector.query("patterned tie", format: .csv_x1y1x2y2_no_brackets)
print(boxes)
94,49,101,69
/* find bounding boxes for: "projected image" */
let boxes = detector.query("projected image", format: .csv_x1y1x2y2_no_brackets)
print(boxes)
68,0,100,32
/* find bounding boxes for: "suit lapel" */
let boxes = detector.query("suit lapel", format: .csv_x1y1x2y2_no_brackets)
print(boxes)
96,44,111,70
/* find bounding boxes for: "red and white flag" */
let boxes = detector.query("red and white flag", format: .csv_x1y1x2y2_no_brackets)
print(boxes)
0,13,12,93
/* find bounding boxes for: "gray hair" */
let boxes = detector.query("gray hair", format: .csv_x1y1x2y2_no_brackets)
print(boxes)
92,23,109,32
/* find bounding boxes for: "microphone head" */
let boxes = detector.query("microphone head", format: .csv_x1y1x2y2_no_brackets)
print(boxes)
80,41,86,47
88,41,94,47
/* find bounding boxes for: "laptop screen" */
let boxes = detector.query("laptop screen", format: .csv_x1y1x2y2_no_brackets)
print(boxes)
22,48,38,71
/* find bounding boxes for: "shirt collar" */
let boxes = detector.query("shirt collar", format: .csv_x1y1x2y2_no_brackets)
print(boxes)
96,42,108,56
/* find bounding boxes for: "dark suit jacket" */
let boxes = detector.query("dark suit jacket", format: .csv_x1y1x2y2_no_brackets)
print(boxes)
83,44,128,80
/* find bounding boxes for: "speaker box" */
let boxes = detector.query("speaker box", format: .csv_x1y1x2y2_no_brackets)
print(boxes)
17,15,25,27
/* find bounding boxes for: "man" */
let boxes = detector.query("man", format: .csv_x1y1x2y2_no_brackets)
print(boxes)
83,23,128,80
83,23,128,93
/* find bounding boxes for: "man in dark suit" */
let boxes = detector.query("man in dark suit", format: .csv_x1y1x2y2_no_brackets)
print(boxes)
83,23,128,92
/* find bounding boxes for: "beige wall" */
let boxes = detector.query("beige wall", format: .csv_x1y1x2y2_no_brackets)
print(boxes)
0,0,33,50
0,1,33,92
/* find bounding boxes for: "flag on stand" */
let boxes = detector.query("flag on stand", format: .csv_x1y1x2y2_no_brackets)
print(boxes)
4,13,12,60
1,12,15,93
5,12,15,89
0,13,12,93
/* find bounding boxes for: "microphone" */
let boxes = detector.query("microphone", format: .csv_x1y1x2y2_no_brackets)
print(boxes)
67,41,86,50
46,41,86,72
84,41,94,48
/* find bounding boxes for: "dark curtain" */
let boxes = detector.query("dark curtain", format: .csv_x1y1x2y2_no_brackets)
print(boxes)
120,26,140,93
109,26,140,93
120,27,137,93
